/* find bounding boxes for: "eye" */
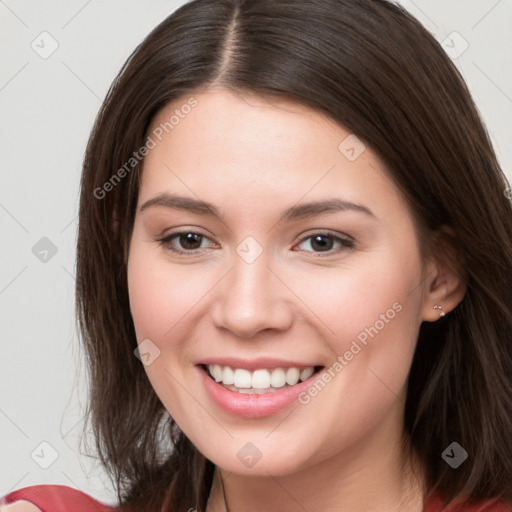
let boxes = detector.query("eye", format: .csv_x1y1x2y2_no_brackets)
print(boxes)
157,231,216,254
294,231,355,255
156,230,355,256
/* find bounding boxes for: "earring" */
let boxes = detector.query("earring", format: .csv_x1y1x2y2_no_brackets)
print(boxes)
433,304,446,318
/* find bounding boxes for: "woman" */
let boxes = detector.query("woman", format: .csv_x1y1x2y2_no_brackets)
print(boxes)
2,0,511,511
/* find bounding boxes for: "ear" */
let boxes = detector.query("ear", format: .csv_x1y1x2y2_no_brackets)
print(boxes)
420,226,467,322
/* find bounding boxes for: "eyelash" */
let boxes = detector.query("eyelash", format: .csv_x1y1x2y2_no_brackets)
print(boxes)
156,230,355,257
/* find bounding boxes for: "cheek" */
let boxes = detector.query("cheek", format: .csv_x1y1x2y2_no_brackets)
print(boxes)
127,235,204,343
289,247,421,353
126,237,205,427
291,244,422,422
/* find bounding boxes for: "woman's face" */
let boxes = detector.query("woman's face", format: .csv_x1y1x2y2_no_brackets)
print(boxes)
127,88,435,476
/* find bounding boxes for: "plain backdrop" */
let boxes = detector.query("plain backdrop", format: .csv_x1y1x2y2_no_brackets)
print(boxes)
1,0,511,504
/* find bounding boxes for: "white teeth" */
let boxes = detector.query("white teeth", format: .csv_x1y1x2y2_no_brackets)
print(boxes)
212,364,223,382
285,367,301,386
270,368,286,388
233,368,252,388
238,388,257,394
206,364,317,392
224,383,280,394
222,366,235,385
300,367,314,381
252,369,271,389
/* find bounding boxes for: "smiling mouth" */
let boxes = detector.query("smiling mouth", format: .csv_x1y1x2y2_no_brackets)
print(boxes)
201,364,324,394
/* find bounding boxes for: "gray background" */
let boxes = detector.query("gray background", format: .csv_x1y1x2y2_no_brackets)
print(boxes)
1,0,511,504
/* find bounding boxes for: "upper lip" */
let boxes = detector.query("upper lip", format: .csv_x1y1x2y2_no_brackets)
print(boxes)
196,357,323,371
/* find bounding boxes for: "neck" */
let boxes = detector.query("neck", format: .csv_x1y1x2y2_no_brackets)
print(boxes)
206,402,426,512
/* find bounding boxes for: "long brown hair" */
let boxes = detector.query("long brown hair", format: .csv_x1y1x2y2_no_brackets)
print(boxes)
76,0,512,510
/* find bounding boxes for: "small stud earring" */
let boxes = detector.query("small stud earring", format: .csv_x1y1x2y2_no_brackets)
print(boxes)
433,304,446,318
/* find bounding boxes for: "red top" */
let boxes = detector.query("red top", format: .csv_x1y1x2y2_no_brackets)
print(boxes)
1,485,510,511
0,486,115,511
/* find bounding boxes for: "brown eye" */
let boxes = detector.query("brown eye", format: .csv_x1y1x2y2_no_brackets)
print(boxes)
310,234,335,251
157,231,215,254
176,233,203,250
295,232,355,255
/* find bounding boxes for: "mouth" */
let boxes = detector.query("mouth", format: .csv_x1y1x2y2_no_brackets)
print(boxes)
200,363,324,395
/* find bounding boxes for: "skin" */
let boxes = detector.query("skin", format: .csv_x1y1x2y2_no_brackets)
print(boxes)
0,502,42,512
127,88,465,512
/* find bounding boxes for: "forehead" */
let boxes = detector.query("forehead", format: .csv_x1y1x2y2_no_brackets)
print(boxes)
140,88,402,219
148,88,341,163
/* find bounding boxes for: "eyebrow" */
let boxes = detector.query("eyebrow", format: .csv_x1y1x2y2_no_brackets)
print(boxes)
139,193,376,221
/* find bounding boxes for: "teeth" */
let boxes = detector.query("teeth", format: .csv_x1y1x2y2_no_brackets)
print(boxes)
270,368,286,388
300,367,314,381
212,364,223,382
252,369,271,389
233,369,252,388
222,365,235,385
285,367,300,386
226,384,279,394
206,364,317,392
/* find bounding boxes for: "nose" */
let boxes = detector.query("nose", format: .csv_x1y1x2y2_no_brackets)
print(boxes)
211,254,294,339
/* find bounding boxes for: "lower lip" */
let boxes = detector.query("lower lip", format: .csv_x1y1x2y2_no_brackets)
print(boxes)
198,365,320,419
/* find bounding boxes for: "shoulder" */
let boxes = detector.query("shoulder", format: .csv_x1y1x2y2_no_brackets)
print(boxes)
425,492,512,512
0,485,117,512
